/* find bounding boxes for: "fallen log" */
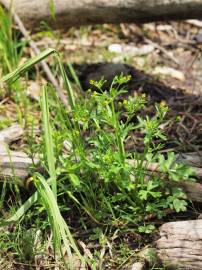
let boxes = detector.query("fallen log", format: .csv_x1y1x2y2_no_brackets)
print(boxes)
1,0,202,30
0,123,23,144
176,151,202,168
156,220,202,270
0,124,38,183
127,159,202,203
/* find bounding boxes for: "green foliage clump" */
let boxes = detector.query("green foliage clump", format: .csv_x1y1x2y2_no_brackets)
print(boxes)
0,48,195,268
50,74,195,231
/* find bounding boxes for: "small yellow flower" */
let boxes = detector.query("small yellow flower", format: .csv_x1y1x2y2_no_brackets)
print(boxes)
118,101,122,109
89,80,94,85
146,121,152,129
103,154,111,162
160,100,167,107
123,99,128,105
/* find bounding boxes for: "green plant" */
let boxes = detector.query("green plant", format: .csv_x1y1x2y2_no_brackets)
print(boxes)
48,0,56,20
0,5,24,74
0,5,30,128
0,47,195,269
0,48,86,269
0,117,12,129
49,74,195,231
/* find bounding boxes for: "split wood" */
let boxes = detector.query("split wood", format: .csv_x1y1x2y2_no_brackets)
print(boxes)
0,124,38,183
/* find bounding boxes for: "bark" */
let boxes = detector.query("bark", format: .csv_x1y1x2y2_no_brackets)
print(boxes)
0,124,38,183
127,159,202,203
176,151,202,168
156,220,202,270
1,0,202,30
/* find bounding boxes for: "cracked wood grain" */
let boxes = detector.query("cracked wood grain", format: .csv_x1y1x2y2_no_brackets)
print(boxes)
156,219,202,269
0,124,38,183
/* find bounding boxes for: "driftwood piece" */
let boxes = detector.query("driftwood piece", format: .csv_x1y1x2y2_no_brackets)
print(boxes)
1,0,202,31
127,159,202,203
0,124,38,182
0,124,23,144
176,151,202,168
173,180,202,203
127,159,202,179
156,220,202,270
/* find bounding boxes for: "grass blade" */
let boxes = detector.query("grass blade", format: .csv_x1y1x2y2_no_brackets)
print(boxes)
41,86,57,198
0,191,38,226
0,48,57,84
67,62,82,91
35,173,85,269
56,54,75,110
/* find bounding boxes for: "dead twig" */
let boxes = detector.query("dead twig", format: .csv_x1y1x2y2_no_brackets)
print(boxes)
145,38,180,66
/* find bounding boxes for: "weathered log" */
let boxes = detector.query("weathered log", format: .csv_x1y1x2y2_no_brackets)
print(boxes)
1,0,202,30
156,220,202,270
127,159,202,203
173,180,202,203
176,152,202,168
0,124,23,144
0,151,36,182
0,124,38,182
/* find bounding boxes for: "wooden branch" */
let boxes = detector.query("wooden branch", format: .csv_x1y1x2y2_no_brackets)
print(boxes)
0,124,23,144
170,181,202,203
1,0,202,30
156,220,202,270
0,124,38,183
127,159,202,203
176,151,202,168
127,158,202,178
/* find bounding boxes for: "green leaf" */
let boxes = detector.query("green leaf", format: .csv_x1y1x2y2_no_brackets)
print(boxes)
147,181,158,191
173,198,187,212
35,173,85,268
138,224,155,234
69,173,81,187
0,192,38,226
42,86,57,197
139,190,148,200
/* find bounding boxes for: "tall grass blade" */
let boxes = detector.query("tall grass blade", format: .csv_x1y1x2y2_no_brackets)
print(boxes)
42,86,57,198
0,48,57,84
0,191,38,226
67,62,82,91
35,173,85,269
56,54,75,110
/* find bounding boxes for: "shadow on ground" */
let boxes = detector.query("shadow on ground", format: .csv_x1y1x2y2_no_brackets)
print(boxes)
72,62,202,108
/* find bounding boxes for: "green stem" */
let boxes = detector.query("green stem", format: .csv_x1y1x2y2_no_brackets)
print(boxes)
111,101,125,163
